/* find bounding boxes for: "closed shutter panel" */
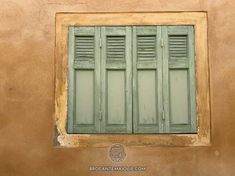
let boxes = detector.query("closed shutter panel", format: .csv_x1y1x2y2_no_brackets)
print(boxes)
163,26,196,133
67,27,101,133
100,27,132,133
133,26,162,133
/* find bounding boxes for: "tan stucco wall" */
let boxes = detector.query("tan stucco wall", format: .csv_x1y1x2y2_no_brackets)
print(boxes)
0,0,235,176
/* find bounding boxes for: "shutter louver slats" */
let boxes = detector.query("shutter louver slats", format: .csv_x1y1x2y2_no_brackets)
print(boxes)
107,36,125,61
75,36,95,61
137,35,156,60
169,35,188,58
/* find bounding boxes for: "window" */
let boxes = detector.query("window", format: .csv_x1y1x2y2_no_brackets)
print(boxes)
55,12,210,147
67,26,196,134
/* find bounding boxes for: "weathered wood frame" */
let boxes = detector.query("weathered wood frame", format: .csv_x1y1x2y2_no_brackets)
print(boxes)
55,12,210,147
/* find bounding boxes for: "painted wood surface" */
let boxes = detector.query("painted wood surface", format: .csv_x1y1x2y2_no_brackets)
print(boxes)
101,26,132,133
137,70,157,125
68,27,101,133
133,26,161,133
163,26,196,133
68,25,196,134
107,70,126,125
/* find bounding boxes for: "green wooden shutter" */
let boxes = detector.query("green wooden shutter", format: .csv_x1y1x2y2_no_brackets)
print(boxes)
133,26,162,133
68,26,101,133
100,26,132,133
67,25,197,134
162,26,196,133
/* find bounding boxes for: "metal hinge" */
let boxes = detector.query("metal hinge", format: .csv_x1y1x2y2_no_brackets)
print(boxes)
99,110,102,121
162,110,165,121
99,38,102,48
160,38,164,48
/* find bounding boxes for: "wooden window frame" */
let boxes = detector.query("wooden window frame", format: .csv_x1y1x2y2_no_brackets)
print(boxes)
55,12,210,147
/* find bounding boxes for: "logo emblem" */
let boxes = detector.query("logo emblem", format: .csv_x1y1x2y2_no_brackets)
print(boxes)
109,143,126,162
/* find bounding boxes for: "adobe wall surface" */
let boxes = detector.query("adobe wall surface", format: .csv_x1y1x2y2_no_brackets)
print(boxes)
0,0,235,175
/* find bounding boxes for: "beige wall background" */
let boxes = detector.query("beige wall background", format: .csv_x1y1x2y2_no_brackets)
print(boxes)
0,0,235,175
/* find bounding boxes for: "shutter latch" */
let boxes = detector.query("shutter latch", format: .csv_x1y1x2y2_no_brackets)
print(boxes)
162,110,165,121
161,38,164,48
99,110,102,121
99,37,102,48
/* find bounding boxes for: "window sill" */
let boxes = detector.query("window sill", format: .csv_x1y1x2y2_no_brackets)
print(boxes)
56,133,210,147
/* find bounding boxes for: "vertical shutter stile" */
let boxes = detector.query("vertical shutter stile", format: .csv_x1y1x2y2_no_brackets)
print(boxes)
100,27,132,133
68,26,101,133
133,26,162,133
163,26,196,133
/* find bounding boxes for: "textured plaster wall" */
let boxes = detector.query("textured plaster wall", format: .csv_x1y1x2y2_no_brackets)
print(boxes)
0,0,235,176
